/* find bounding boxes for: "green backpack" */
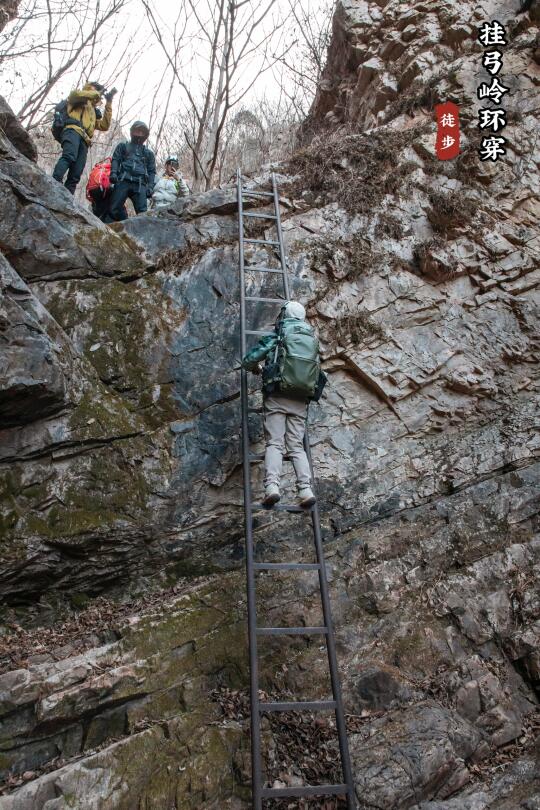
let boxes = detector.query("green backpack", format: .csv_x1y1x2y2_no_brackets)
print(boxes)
263,317,325,400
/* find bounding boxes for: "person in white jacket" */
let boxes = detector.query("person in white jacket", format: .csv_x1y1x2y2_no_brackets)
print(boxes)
151,156,189,208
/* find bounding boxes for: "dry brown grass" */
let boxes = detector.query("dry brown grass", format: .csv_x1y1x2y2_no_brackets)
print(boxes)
412,236,459,282
328,311,386,348
384,67,461,122
309,232,384,283
374,212,405,240
288,127,424,215
155,242,213,275
455,134,486,183
427,189,478,233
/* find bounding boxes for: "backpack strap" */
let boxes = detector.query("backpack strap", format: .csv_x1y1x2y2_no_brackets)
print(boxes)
55,99,82,128
121,142,149,183
125,142,149,165
272,316,285,363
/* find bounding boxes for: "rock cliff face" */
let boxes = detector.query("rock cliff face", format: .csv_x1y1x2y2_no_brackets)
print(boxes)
306,0,540,133
0,0,539,808
0,1,18,33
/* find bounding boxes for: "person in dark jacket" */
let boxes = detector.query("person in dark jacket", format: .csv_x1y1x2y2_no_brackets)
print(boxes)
52,81,115,194
107,121,156,221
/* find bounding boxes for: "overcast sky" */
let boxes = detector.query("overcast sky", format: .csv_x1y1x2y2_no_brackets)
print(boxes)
1,0,334,132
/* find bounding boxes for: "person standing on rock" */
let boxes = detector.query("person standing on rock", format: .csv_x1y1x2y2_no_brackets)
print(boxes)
107,121,156,221
242,301,326,509
52,82,116,195
151,156,190,208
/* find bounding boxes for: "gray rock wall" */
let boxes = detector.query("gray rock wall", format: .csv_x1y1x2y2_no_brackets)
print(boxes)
0,98,37,162
0,0,538,806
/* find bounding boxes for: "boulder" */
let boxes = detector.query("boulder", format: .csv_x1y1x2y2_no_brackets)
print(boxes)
0,132,148,282
0,255,72,426
0,0,538,806
0,97,37,162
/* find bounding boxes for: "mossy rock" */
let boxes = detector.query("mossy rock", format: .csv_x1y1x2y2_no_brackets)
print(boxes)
2,429,163,547
74,228,148,281
43,276,183,427
68,386,143,440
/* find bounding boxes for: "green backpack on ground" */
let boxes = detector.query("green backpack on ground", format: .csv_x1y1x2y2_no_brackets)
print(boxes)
263,317,325,400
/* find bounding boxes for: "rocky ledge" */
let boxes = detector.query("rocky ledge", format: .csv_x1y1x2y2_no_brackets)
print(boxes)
0,0,539,806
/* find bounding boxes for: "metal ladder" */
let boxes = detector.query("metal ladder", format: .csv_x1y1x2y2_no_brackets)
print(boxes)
236,169,356,809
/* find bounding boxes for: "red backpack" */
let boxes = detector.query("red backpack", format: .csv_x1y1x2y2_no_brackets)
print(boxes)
86,157,112,200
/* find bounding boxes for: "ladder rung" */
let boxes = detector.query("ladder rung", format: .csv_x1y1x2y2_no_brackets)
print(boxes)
244,266,283,274
256,626,328,636
259,700,336,712
251,503,309,513
247,407,263,414
246,330,274,336
248,453,291,461
246,296,286,303
249,453,264,461
242,190,274,197
254,563,321,571
244,238,279,246
261,784,348,798
244,212,277,219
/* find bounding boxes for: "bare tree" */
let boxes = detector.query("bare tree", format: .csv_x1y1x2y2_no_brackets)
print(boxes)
0,0,129,129
214,98,300,183
2,0,333,196
272,0,334,119
142,0,285,191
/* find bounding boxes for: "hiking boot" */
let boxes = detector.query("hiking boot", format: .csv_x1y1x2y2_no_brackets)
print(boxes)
298,488,316,508
262,485,280,507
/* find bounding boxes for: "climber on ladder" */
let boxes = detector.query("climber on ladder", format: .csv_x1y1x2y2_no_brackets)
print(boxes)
238,171,356,808
242,300,326,508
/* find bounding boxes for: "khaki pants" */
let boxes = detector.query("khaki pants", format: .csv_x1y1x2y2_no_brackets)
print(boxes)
264,395,311,491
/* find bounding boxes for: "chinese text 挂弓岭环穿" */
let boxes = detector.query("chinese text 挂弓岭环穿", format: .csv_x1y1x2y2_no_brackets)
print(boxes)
477,20,510,162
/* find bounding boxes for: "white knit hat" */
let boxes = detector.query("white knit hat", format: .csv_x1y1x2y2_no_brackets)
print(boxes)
284,301,306,320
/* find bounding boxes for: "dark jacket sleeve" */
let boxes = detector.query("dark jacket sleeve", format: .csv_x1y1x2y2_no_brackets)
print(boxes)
242,334,277,371
111,143,125,180
146,149,156,190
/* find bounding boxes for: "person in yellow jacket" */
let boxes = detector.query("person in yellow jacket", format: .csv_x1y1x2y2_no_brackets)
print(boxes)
52,81,116,195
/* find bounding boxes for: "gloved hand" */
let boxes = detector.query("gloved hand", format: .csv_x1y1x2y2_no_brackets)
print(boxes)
109,175,117,186
104,87,118,102
146,187,153,198
253,364,262,375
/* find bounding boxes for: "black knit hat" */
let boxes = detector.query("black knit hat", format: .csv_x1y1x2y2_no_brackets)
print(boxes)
130,120,150,140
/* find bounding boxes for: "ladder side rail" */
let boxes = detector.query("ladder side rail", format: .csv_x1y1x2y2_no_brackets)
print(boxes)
271,173,291,300
304,429,357,809
237,169,263,810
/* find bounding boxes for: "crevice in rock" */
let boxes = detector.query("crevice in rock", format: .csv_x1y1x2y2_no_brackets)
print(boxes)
0,430,145,466
508,654,540,704
335,453,540,540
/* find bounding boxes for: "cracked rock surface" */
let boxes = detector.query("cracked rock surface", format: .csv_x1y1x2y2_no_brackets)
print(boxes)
0,0,538,807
